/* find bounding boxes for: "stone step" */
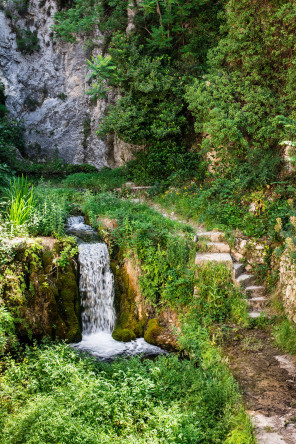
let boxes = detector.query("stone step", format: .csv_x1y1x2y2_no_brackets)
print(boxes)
233,262,245,279
207,242,230,253
236,274,256,289
195,252,233,268
245,286,266,298
248,311,262,319
248,297,268,310
197,231,225,242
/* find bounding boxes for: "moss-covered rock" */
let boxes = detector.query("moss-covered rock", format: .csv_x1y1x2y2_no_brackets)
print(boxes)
1,238,81,343
56,267,81,342
144,318,165,345
112,326,136,342
111,257,149,342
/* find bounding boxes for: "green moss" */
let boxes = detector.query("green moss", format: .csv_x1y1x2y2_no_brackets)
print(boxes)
112,327,136,342
56,267,81,342
144,318,164,345
133,319,146,337
41,250,54,272
111,257,148,341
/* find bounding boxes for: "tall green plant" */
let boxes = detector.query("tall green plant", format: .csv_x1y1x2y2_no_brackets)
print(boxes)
5,175,37,227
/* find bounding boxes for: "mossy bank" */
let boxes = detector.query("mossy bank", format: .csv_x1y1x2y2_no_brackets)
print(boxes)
0,237,81,343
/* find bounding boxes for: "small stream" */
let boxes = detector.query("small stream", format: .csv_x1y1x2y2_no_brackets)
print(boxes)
67,216,165,361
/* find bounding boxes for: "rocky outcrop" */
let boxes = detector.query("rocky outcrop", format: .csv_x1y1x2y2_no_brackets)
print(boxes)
0,237,81,342
0,0,117,168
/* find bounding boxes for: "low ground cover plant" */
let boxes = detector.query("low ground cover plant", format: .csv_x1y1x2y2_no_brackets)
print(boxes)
154,178,296,240
0,331,254,443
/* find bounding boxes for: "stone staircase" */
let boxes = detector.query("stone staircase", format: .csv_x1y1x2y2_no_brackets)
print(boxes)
194,230,268,319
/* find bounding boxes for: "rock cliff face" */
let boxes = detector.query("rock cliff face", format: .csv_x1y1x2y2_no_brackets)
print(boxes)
0,0,113,168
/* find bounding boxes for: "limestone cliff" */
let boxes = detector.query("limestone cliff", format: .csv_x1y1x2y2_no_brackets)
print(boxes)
0,0,112,168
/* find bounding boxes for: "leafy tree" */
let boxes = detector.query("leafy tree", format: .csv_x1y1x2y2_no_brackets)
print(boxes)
186,0,296,182
53,0,221,181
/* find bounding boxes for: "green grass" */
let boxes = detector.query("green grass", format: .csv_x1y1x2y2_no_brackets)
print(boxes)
61,167,129,191
273,318,296,354
0,332,255,443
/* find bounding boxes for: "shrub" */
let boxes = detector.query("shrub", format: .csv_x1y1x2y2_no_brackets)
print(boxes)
0,117,25,166
62,167,128,190
0,164,13,188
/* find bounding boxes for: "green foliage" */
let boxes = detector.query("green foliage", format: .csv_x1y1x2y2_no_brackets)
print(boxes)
0,163,14,188
2,179,73,237
86,54,120,99
4,175,37,228
0,335,254,443
193,263,248,328
16,159,98,177
54,0,221,182
273,318,296,355
30,185,75,237
53,0,105,42
0,304,16,355
83,193,196,306
0,82,25,174
0,117,25,166
155,178,296,239
15,28,40,54
186,0,296,177
55,236,78,268
61,167,128,191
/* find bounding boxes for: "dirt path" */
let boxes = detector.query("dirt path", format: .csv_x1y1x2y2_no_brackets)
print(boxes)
225,328,296,444
143,199,296,443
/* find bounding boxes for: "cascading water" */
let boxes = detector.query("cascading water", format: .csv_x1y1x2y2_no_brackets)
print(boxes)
67,216,164,360
79,243,115,334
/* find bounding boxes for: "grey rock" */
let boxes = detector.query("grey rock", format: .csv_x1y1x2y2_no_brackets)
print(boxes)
245,286,266,297
233,262,245,278
197,231,224,242
236,273,256,289
207,242,230,253
195,252,233,268
0,2,136,168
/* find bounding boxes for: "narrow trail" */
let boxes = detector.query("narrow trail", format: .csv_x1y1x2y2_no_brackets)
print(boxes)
143,199,296,444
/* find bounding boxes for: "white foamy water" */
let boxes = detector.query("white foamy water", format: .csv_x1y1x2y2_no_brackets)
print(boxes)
75,332,163,360
67,216,91,231
67,216,165,360
79,242,115,334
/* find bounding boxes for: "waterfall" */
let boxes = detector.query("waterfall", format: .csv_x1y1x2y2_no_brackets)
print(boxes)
67,216,165,360
79,243,115,334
